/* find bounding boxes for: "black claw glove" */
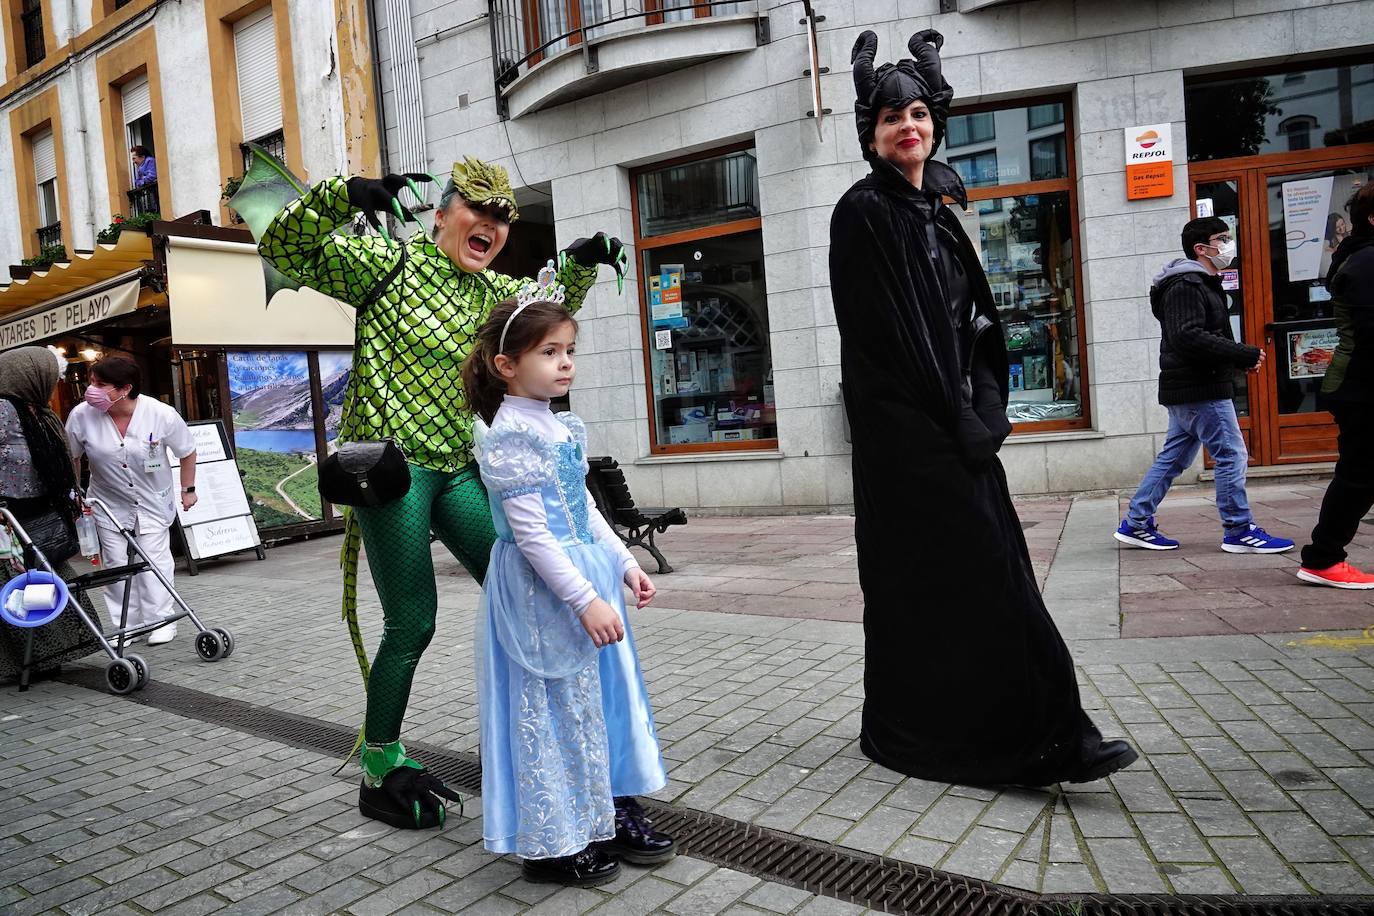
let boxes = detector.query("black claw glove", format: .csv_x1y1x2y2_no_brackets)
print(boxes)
380,766,464,828
561,232,629,294
563,231,623,267
346,173,435,239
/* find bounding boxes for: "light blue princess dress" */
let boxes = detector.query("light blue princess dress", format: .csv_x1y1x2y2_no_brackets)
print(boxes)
475,396,666,858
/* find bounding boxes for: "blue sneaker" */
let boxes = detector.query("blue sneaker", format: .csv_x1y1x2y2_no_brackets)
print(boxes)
1114,517,1179,550
1221,525,1294,554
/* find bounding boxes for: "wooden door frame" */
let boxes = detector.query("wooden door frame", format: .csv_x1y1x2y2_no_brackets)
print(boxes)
1188,142,1374,465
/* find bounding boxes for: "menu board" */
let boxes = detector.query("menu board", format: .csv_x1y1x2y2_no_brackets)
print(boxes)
169,420,263,561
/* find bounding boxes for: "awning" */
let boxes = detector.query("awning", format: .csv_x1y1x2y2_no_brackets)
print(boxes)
0,232,154,317
164,236,355,347
0,273,143,351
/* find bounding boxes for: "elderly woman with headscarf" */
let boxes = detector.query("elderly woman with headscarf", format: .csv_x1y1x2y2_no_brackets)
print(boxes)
0,346,99,683
828,30,1136,786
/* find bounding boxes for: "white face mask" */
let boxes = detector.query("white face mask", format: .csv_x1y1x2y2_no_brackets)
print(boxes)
1205,239,1237,270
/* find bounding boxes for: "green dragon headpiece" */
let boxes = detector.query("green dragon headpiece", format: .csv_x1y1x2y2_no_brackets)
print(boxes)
445,157,519,222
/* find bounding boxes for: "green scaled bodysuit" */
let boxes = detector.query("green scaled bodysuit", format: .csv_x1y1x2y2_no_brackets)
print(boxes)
258,176,598,767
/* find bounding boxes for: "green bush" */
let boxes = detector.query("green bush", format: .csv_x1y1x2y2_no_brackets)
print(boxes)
96,212,162,244
20,245,69,269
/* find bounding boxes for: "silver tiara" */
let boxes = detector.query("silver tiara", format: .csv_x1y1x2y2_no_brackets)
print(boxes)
499,261,565,353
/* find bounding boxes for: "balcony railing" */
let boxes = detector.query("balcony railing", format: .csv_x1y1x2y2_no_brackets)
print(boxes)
21,0,45,69
128,182,160,218
242,130,286,170
36,222,62,250
489,0,754,116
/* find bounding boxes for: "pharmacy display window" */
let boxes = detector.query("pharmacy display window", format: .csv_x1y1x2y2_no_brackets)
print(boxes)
631,145,777,454
945,95,1090,431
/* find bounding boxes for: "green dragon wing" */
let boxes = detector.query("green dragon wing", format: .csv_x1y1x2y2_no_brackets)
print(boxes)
227,143,308,304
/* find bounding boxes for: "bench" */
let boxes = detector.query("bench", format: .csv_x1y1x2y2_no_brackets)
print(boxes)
585,456,687,574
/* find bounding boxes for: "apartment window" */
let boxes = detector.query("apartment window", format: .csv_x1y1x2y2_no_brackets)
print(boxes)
122,75,160,216
21,0,45,69
32,130,61,249
633,147,776,453
950,151,999,189
952,97,1087,430
1027,103,1063,130
234,7,283,162
946,111,995,148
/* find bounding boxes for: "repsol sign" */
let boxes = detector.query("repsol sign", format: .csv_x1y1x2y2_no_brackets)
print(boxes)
0,276,141,351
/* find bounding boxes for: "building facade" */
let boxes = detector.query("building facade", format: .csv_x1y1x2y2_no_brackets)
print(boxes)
0,0,381,536
401,0,1373,512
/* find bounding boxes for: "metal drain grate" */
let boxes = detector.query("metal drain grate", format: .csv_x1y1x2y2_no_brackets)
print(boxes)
54,668,1373,916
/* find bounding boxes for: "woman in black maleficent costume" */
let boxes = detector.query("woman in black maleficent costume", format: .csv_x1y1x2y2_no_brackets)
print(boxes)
829,30,1138,786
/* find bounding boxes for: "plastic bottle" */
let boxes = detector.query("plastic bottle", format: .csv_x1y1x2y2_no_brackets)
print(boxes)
76,506,101,560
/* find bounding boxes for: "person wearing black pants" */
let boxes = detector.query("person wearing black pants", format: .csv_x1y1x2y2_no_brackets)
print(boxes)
1298,182,1374,590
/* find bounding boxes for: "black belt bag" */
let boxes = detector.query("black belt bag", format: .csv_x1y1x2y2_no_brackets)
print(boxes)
317,249,413,509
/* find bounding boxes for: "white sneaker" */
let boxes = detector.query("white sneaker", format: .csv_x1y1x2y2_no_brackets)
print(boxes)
146,623,177,645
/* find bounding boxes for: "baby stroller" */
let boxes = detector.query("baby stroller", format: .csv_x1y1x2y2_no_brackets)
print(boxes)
0,496,234,695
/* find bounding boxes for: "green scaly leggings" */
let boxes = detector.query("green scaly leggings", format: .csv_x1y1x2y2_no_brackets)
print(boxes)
353,463,496,744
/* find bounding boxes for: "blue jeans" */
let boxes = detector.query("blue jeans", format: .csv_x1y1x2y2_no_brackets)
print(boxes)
1126,399,1252,537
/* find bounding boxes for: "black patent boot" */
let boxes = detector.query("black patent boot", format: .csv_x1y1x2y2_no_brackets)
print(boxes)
594,796,676,865
521,846,621,887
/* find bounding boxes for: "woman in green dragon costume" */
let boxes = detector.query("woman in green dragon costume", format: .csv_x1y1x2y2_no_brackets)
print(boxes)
257,158,626,829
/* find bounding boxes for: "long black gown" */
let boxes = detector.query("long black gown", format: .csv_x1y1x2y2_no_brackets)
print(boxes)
829,158,1103,786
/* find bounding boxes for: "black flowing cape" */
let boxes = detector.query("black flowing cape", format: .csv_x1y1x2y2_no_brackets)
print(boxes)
829,160,1100,786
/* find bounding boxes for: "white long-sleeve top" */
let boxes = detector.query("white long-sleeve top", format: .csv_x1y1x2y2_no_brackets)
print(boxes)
486,396,638,615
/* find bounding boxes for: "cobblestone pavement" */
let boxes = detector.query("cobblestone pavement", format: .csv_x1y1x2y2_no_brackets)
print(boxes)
3,482,1373,913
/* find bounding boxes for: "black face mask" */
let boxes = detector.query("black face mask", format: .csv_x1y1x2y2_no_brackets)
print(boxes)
851,29,954,162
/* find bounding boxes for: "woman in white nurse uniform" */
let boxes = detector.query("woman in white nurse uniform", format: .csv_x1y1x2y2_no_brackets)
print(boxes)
66,356,197,645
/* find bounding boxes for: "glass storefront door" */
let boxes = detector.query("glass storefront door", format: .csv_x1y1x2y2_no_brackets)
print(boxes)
1190,152,1373,465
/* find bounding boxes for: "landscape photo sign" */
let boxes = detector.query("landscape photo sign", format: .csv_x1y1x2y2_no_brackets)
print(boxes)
0,275,140,351
226,349,350,529
169,419,263,561
1124,124,1174,200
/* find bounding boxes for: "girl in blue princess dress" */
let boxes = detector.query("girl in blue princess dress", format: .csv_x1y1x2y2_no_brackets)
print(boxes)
463,273,672,888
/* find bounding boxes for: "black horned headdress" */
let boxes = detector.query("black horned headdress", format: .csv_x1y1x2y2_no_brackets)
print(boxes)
851,29,954,161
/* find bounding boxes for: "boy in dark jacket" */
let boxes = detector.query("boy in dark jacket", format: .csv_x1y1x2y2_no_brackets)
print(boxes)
1298,184,1374,589
1115,216,1294,554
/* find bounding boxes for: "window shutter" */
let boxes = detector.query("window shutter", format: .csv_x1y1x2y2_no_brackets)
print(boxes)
32,131,56,184
234,7,282,143
122,75,152,125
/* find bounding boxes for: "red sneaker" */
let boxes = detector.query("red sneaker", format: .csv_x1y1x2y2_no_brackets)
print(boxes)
1297,562,1374,590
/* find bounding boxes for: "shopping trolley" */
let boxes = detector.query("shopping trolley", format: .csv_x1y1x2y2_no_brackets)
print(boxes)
0,496,235,695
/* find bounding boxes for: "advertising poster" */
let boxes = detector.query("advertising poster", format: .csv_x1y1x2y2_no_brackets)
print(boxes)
227,351,321,528
1287,327,1339,380
1281,176,1334,282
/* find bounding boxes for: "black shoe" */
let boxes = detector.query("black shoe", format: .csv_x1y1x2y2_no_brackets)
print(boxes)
1066,739,1139,784
358,766,459,830
594,796,677,865
521,846,620,887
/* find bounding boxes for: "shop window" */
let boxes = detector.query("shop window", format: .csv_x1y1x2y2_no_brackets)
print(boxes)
948,97,1087,429
633,147,776,453
1186,61,1374,161
946,111,995,148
